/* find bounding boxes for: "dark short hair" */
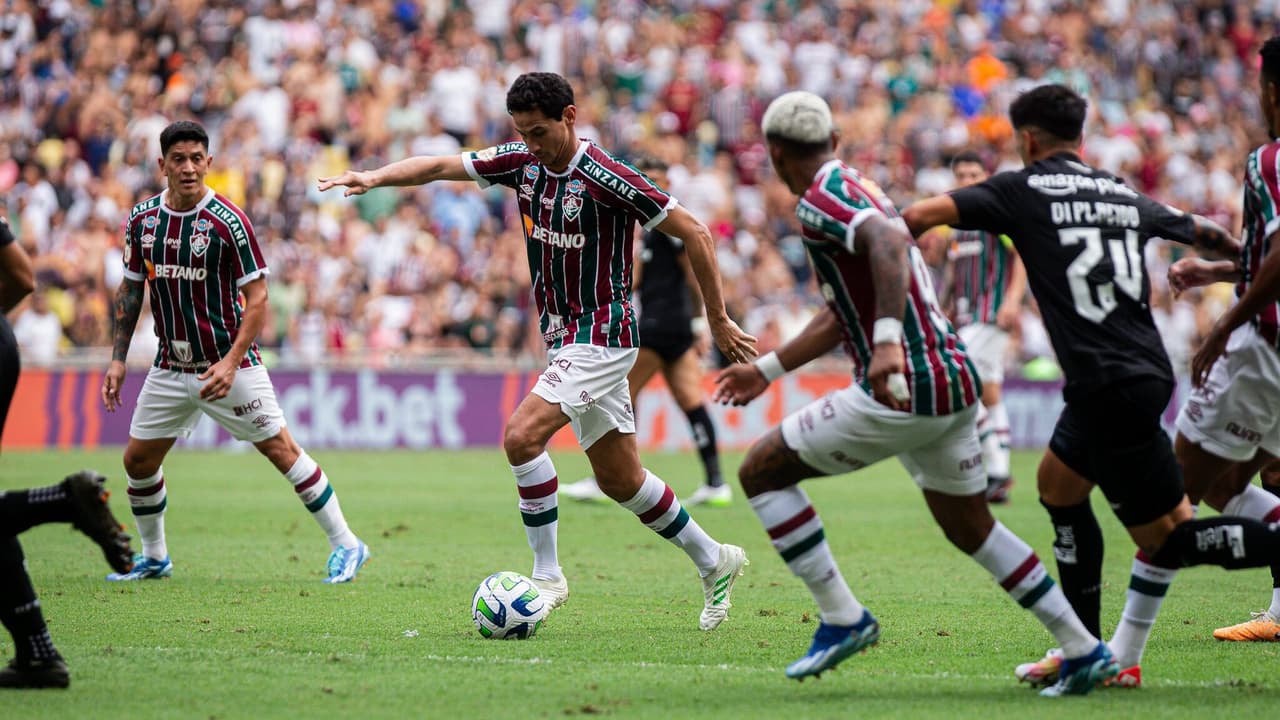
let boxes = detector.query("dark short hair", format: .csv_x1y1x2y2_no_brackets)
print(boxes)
1008,84,1087,143
1262,37,1280,88
506,72,574,120
159,120,209,156
950,150,984,171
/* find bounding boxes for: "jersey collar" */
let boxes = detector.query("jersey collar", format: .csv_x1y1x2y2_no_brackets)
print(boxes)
543,139,590,178
813,158,843,183
160,187,215,216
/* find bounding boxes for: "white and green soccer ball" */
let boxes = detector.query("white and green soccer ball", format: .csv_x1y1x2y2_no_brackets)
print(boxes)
472,571,547,639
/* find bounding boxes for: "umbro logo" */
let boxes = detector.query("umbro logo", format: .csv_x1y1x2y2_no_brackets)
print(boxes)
542,371,562,386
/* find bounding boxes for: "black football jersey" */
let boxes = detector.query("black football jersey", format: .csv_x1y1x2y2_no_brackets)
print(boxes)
949,152,1196,398
637,229,693,331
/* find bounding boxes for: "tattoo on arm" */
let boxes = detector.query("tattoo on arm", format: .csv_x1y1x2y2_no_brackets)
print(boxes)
860,216,909,323
1191,215,1242,261
111,280,144,362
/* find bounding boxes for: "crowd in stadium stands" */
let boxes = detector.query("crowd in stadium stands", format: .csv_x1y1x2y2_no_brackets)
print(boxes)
1,0,1277,375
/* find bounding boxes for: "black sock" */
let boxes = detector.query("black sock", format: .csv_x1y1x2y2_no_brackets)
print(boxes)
1152,517,1280,569
0,483,73,536
684,405,723,487
0,536,59,664
1042,499,1104,637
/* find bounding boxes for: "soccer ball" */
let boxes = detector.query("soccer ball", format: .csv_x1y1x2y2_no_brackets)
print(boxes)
471,571,548,639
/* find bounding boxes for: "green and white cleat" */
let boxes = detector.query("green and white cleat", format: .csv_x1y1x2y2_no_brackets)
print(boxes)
700,544,747,630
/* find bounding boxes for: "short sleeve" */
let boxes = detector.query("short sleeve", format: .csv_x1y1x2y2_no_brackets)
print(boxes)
121,213,146,282
462,142,538,190
1246,145,1280,240
581,151,677,230
216,206,269,287
949,171,1022,235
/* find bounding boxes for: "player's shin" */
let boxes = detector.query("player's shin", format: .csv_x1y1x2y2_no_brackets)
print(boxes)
1041,499,1105,637
684,405,723,487
0,483,74,534
127,468,168,561
985,401,1012,480
1108,550,1175,668
1220,484,1280,617
512,452,561,581
1151,516,1280,569
621,470,720,573
971,521,1098,658
748,486,865,625
0,537,60,666
285,451,358,550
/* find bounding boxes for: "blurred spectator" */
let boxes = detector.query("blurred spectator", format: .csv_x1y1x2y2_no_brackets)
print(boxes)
2,0,1273,378
12,285,60,365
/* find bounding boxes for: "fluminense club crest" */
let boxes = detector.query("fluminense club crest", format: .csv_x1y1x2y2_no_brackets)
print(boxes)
563,179,585,221
189,232,210,257
190,218,215,257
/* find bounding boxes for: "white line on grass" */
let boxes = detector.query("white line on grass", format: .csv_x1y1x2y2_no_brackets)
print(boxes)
126,646,1263,689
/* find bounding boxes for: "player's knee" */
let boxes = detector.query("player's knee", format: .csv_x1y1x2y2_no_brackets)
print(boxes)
1036,459,1091,505
1202,467,1252,512
255,436,299,473
930,494,994,554
503,422,545,465
1262,465,1280,490
737,449,768,497
123,448,160,479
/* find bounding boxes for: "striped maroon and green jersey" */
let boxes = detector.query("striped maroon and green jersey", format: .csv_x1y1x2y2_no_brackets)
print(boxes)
945,227,1015,327
462,139,676,350
796,159,980,416
1240,141,1280,350
121,189,268,372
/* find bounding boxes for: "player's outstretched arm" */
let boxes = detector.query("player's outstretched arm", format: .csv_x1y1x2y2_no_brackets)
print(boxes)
1187,214,1243,261
1192,238,1280,385
317,155,472,196
656,206,757,363
900,195,961,238
713,307,842,407
1168,257,1241,298
103,277,145,412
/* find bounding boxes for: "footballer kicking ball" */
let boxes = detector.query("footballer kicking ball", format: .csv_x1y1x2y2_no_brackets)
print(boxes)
472,571,548,639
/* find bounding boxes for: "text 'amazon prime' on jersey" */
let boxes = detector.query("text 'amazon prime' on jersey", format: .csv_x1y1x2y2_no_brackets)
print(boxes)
950,153,1197,394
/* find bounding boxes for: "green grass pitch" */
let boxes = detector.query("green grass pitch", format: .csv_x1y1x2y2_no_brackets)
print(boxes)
0,448,1275,719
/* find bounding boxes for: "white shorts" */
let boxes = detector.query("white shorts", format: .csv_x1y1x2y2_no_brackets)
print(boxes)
958,323,1009,385
130,366,286,444
780,384,985,496
1175,324,1280,462
531,344,637,450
